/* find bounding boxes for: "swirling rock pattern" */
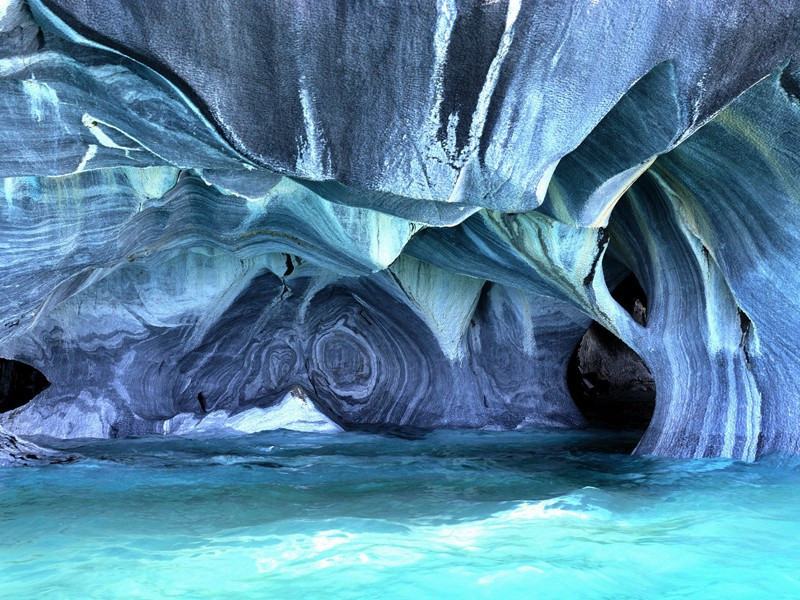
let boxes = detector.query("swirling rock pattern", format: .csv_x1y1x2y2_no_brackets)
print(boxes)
1,242,589,437
0,1,799,461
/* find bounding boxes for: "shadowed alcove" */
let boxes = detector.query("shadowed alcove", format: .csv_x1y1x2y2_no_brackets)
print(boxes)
0,359,50,413
567,274,655,433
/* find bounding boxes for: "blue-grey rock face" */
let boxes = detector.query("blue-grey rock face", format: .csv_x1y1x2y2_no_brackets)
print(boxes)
0,0,799,461
30,0,799,215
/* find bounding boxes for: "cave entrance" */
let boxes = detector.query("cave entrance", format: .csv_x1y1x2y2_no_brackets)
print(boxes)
567,274,655,434
0,359,50,413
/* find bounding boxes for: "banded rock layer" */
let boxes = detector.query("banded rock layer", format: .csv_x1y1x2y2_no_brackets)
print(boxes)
1,0,799,462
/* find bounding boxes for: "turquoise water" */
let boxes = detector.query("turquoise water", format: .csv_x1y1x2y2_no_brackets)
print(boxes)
2,429,800,599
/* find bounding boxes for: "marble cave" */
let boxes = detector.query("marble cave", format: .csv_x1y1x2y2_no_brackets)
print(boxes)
6,2,800,597
2,0,798,465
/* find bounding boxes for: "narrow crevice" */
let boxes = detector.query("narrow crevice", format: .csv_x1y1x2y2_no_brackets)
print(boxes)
738,308,754,367
582,227,610,288
283,253,295,277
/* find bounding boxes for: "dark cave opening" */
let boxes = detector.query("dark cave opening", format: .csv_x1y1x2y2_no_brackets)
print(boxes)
0,359,50,413
567,274,655,433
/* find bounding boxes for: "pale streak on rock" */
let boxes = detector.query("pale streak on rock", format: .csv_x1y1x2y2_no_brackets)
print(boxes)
163,387,342,436
389,254,484,362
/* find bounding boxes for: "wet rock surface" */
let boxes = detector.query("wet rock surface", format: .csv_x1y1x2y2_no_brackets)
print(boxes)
0,424,74,466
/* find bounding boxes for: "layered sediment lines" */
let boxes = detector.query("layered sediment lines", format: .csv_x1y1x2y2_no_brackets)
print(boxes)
0,0,799,461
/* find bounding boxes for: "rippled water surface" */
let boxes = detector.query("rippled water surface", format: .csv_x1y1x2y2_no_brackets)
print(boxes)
2,429,800,599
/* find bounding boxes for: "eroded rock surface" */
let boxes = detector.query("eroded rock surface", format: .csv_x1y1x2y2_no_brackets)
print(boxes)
1,0,799,462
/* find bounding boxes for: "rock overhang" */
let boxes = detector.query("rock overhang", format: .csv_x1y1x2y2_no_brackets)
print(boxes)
0,0,799,463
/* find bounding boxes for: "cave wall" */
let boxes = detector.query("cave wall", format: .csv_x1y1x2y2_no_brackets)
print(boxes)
0,165,588,437
0,0,799,462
